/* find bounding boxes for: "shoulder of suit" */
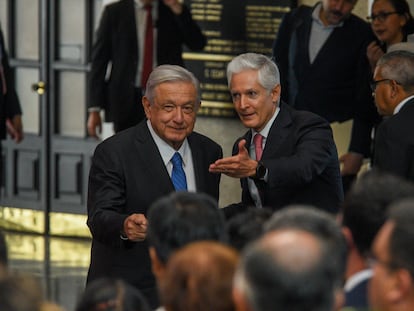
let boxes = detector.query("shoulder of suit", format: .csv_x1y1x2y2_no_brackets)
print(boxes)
344,13,371,32
283,104,329,126
285,5,312,22
189,131,221,148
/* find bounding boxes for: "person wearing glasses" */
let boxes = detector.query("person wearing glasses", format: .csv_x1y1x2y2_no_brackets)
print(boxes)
367,0,414,72
272,0,377,194
341,170,414,309
368,199,414,311
371,50,414,182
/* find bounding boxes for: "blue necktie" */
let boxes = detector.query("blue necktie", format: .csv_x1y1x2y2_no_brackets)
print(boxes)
171,152,187,191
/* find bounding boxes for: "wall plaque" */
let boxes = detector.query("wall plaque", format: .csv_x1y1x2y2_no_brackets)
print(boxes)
183,0,291,117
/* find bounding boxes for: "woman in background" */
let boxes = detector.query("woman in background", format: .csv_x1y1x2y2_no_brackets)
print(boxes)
367,0,414,71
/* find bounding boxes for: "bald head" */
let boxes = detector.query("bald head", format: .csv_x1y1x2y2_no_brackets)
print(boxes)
259,230,322,273
234,228,336,311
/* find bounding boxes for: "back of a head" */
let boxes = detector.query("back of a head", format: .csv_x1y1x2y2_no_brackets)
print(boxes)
160,241,239,311
0,274,44,311
226,207,273,251
75,278,150,311
387,199,414,279
342,170,414,256
234,229,335,311
147,192,227,264
264,205,347,289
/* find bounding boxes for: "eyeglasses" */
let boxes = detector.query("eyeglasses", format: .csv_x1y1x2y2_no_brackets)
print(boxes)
370,79,402,92
367,11,399,22
370,79,392,92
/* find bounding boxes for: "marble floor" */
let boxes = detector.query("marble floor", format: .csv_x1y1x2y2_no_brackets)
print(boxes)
4,231,91,311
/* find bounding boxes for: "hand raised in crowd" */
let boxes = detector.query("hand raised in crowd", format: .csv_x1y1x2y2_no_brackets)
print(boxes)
6,115,23,143
209,139,257,178
123,213,148,242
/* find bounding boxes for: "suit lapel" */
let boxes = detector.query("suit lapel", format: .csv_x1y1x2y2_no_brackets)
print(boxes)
188,134,205,192
262,104,293,160
132,122,175,193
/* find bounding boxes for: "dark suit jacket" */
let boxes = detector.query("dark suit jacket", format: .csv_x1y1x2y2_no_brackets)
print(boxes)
373,98,414,182
235,103,343,214
272,3,378,156
344,277,370,309
0,26,21,140
86,120,222,308
89,0,206,129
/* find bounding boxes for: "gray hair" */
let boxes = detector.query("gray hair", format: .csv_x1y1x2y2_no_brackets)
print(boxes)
234,228,335,311
377,50,414,94
144,65,201,103
226,53,280,93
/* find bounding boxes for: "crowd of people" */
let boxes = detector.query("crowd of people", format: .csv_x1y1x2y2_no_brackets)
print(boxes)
2,0,414,310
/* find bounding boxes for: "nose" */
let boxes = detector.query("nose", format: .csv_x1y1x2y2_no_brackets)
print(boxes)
239,95,249,110
173,106,185,122
333,0,346,11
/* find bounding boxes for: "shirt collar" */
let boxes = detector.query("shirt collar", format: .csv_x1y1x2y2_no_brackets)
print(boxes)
344,269,373,292
251,106,280,142
394,95,414,114
146,120,189,166
135,0,157,10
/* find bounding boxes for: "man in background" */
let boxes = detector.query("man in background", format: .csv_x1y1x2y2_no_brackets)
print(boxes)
341,170,414,309
273,0,377,190
369,199,414,311
233,207,345,311
372,50,414,182
146,191,227,288
87,0,206,136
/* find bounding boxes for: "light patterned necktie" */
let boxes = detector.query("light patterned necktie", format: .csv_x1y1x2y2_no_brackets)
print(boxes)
171,152,187,191
254,133,263,161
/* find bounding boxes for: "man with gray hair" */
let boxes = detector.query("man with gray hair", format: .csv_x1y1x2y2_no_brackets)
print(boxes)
87,64,222,308
210,52,343,213
372,50,414,182
233,222,340,311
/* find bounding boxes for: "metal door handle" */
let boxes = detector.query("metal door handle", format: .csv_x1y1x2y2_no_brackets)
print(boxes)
31,81,46,95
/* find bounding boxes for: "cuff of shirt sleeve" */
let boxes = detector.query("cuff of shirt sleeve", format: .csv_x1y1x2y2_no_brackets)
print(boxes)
88,107,101,113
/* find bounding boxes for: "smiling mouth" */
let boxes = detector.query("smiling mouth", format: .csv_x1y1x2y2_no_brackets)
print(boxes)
240,112,255,118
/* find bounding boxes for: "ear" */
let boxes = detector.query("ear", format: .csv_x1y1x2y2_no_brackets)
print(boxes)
389,269,414,303
390,80,401,99
232,286,253,311
271,84,281,103
342,226,355,251
142,96,152,119
401,13,409,27
149,247,166,280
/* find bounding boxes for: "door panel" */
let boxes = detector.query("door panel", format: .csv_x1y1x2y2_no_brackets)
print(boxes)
1,0,99,235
